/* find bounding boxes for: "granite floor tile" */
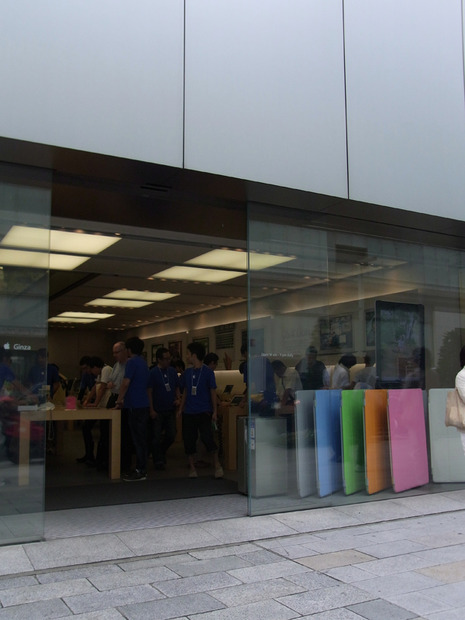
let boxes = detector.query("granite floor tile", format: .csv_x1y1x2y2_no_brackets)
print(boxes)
0,597,71,618
116,524,219,555
23,534,135,570
295,550,375,571
236,549,285,565
155,572,241,597
272,507,361,533
414,543,465,565
119,592,224,619
89,566,179,590
117,554,197,571
190,543,258,560
417,560,465,583
298,611,365,619
0,577,95,607
355,540,429,559
37,564,123,584
358,554,435,577
64,584,165,614
348,598,417,619
324,564,377,583
169,556,251,578
354,572,442,598
285,571,341,590
0,546,34,576
199,515,297,543
417,581,465,607
277,583,373,615
265,543,320,559
208,577,306,606
181,598,298,620
332,500,416,523
0,575,38,590
69,610,125,619
385,591,453,617
227,559,311,583
426,607,465,620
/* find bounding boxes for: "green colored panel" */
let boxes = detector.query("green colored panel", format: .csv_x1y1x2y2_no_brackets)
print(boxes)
341,390,366,495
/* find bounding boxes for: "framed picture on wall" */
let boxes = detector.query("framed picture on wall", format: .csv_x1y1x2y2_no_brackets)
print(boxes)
193,336,209,354
168,341,182,361
151,344,164,365
365,310,375,348
319,314,353,353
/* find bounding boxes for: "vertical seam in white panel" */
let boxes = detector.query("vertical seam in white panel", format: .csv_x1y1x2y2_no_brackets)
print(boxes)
461,0,465,112
182,0,186,169
341,0,350,198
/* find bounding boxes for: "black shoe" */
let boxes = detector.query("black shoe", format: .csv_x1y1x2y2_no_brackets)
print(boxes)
86,458,97,468
123,470,147,482
76,455,88,463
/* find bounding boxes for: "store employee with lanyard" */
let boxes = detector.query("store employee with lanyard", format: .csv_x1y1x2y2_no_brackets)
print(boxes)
147,347,180,470
178,341,223,479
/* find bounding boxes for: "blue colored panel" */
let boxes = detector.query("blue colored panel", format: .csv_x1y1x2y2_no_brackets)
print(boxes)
315,390,343,497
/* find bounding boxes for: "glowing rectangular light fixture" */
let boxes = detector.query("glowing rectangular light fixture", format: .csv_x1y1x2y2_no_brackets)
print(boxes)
49,317,97,324
58,312,114,319
49,254,90,270
0,249,90,270
86,298,153,308
186,249,295,271
1,225,120,254
104,290,179,301
152,266,244,283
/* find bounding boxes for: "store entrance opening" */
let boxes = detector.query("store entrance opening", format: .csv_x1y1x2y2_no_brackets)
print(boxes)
42,148,248,511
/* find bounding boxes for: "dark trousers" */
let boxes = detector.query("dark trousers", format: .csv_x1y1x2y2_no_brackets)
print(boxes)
182,412,217,456
149,410,176,465
126,407,149,473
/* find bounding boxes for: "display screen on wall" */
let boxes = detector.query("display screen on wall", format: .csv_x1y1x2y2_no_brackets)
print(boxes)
375,300,425,389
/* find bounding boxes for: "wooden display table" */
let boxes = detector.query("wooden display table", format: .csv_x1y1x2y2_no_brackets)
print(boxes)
18,406,121,485
220,403,248,470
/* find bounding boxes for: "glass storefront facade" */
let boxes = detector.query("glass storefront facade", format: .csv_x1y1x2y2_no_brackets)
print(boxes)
0,164,51,544
247,202,465,516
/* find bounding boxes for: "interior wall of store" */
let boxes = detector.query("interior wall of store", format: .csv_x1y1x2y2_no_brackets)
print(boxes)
1,1,465,221
48,311,247,381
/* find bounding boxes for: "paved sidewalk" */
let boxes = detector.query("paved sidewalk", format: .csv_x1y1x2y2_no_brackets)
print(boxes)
1,490,465,618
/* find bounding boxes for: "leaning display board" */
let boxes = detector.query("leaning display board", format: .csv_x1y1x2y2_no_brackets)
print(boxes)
429,388,465,482
364,389,391,494
341,390,365,495
295,390,316,497
315,390,342,497
387,389,429,492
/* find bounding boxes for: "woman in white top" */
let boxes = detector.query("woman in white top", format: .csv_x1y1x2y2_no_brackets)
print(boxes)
455,345,465,455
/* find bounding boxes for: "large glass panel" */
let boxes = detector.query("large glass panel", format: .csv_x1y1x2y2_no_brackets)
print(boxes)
0,164,51,544
247,202,465,515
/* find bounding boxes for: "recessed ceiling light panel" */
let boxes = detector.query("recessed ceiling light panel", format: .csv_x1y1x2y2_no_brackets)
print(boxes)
104,290,179,301
186,249,294,271
86,299,153,308
151,266,244,283
1,225,120,254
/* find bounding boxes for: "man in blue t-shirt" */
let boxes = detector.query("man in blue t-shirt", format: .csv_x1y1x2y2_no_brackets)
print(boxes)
148,347,180,470
178,342,223,479
116,337,149,481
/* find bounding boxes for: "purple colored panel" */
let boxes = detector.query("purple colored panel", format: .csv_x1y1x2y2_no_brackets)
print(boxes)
387,389,429,492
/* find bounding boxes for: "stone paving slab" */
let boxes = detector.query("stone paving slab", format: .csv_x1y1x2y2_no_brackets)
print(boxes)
1,491,465,618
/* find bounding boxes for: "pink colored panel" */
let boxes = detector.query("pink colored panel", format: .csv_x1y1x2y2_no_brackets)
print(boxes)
387,389,429,493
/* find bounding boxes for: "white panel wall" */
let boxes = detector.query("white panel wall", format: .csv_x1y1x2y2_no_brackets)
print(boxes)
0,0,184,166
184,0,348,198
345,0,465,219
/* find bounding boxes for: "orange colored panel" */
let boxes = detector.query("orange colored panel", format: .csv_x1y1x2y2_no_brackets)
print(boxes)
364,390,391,494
